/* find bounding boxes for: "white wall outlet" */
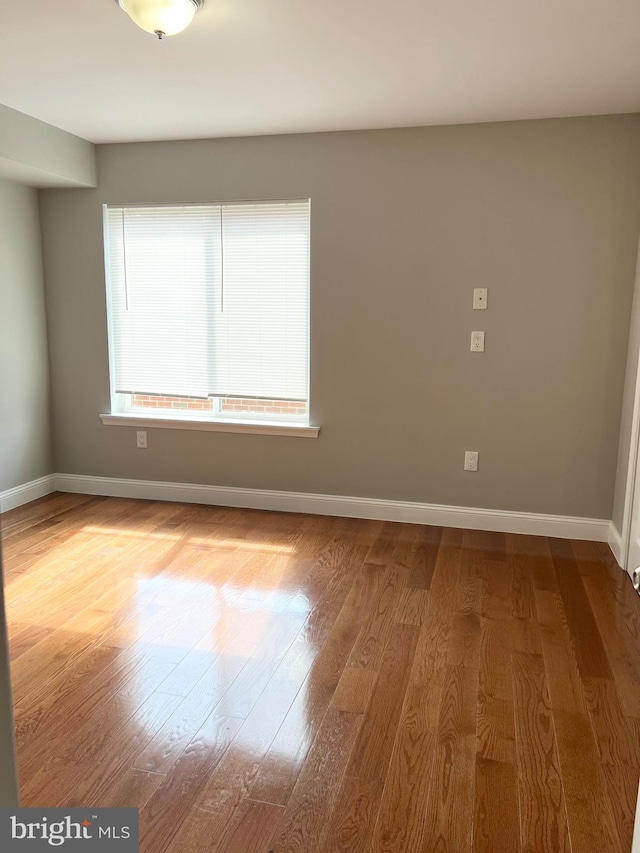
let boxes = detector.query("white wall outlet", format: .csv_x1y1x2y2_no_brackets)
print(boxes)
473,288,488,309
464,451,479,471
136,430,148,449
470,331,485,352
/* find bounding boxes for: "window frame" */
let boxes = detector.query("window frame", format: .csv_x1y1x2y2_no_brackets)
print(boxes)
102,199,316,437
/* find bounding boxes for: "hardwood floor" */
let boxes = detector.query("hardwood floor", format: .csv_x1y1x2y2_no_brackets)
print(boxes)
2,492,640,852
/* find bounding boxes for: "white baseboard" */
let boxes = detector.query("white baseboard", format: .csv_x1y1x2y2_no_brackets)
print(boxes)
0,472,612,543
608,522,624,567
0,475,56,514
52,473,610,542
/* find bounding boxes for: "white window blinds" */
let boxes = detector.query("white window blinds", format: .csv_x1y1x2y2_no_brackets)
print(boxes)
104,200,310,402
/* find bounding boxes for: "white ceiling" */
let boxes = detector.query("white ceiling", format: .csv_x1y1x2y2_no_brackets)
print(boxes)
1,0,640,144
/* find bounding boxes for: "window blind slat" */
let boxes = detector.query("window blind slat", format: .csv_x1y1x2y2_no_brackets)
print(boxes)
105,201,310,403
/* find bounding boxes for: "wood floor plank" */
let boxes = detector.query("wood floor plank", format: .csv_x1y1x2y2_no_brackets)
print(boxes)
18,665,179,806
10,605,139,706
473,756,520,853
551,709,622,853
194,564,361,820
581,562,640,717
418,662,479,853
535,588,586,715
512,651,571,853
16,647,173,778
364,521,402,566
217,799,285,853
480,560,512,618
370,527,465,853
102,768,166,810
1,492,102,542
527,535,560,593
478,530,507,564
457,530,484,616
320,623,419,853
267,709,362,853
330,666,377,714
248,560,382,807
369,681,437,853
192,625,321,817
23,689,183,807
4,496,640,853
393,587,429,626
405,524,442,590
448,610,482,670
507,534,537,621
600,762,640,853
550,538,613,680
347,557,410,670
139,713,242,853
476,614,515,763
582,676,640,768
409,526,463,686
247,613,360,807
133,672,236,775
581,676,640,851
164,797,284,853
9,623,56,661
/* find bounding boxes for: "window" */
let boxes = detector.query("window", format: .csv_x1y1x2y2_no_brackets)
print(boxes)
102,200,313,433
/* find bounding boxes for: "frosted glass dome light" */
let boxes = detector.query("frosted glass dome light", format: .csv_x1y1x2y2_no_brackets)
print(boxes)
118,0,203,39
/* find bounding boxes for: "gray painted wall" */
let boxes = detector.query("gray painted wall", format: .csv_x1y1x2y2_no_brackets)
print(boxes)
0,103,96,188
0,178,52,492
40,115,640,519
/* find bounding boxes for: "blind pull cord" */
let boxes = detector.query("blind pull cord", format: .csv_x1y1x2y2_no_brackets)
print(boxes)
121,209,130,312
220,206,225,314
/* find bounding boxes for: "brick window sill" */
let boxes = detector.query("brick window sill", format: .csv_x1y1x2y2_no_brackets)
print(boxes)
100,413,320,438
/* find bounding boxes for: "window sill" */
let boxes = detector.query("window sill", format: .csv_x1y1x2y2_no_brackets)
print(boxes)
99,413,320,438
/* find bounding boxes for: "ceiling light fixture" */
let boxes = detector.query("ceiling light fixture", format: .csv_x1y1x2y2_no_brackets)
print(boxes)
117,0,203,39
